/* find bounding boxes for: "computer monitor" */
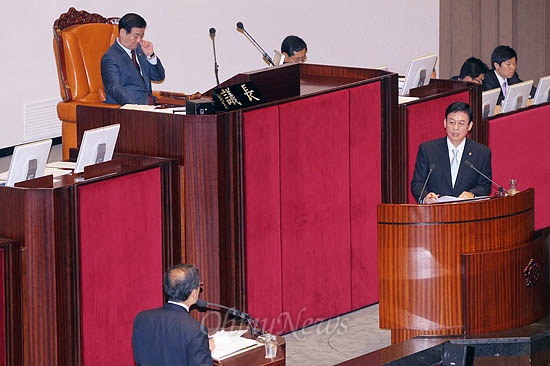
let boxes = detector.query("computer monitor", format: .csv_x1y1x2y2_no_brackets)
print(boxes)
74,124,120,173
4,139,52,187
501,80,534,113
400,53,438,96
532,76,550,105
481,88,501,118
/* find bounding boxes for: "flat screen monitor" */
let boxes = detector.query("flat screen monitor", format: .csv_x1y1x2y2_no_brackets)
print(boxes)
501,80,534,113
481,88,501,118
400,53,438,96
4,139,52,187
533,75,550,105
74,124,120,173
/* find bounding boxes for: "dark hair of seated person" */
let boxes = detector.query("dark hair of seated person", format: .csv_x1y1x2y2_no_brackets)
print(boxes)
491,45,518,66
459,57,489,79
281,35,307,56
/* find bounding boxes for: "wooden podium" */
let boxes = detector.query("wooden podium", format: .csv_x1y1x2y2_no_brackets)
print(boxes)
0,155,178,365
77,63,396,333
378,189,549,343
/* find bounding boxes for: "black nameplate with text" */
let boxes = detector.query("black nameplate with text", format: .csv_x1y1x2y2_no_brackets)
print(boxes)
212,81,265,111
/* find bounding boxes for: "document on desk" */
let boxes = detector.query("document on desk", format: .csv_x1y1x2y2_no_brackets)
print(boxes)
210,329,261,361
437,195,490,203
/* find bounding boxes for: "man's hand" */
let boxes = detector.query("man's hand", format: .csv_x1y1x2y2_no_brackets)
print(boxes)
458,191,474,199
139,40,154,56
423,192,439,204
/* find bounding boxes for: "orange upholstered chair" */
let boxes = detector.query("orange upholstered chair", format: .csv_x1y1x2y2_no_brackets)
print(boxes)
53,8,120,159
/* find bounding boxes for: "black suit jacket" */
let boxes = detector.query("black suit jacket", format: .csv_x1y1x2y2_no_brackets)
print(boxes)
483,69,535,105
411,137,492,201
132,303,212,366
101,41,165,105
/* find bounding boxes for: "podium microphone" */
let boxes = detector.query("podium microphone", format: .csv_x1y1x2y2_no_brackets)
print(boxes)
418,163,436,204
209,27,220,88
236,21,275,66
195,299,264,338
463,160,505,196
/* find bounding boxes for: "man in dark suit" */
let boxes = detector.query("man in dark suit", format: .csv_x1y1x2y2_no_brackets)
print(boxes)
482,45,533,105
132,264,213,366
101,13,165,105
411,102,492,204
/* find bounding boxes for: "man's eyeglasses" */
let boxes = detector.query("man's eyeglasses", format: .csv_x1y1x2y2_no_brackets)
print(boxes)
289,55,307,63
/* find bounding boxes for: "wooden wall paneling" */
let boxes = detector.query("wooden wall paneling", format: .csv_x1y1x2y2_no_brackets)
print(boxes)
0,239,22,366
439,0,452,78
462,228,550,334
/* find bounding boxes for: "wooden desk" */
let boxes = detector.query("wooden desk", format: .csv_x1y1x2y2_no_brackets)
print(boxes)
0,155,178,365
378,189,549,343
77,63,396,334
215,335,286,366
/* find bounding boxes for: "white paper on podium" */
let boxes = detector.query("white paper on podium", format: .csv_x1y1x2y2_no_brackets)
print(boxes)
437,195,490,203
210,329,261,361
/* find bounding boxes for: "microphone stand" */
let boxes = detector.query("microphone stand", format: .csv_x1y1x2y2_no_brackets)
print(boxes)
236,22,275,66
464,160,505,197
195,300,264,339
209,28,220,88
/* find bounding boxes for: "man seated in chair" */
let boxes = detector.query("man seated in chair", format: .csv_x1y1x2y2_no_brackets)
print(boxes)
101,13,165,105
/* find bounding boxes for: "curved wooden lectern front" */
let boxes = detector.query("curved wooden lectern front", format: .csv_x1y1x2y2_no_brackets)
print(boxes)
378,189,549,343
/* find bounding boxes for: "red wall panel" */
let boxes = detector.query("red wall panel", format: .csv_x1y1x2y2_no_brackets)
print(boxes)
78,168,164,365
488,104,550,230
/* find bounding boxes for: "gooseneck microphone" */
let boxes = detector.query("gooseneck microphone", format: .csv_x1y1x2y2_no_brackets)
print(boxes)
236,21,275,66
418,163,436,204
195,299,264,338
209,27,220,88
463,160,505,196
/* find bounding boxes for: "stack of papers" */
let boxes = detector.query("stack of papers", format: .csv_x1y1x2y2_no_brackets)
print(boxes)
210,329,260,361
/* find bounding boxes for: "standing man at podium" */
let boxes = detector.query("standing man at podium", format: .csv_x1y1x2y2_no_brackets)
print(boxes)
101,13,165,105
411,102,492,204
132,264,213,366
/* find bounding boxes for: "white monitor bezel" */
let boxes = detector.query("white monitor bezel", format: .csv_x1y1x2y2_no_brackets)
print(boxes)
6,139,52,187
481,88,501,118
74,124,120,174
501,80,534,113
533,75,550,105
400,53,438,96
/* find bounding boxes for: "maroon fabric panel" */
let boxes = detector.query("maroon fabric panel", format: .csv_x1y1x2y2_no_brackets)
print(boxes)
243,106,284,334
349,83,382,309
279,90,352,332
0,249,5,366
78,168,164,365
406,91,470,203
488,104,550,229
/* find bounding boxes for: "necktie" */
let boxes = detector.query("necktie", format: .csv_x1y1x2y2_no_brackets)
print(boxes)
451,148,459,187
131,49,141,75
502,80,508,98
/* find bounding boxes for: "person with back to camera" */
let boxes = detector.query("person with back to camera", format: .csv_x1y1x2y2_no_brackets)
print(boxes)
132,264,213,366
101,13,165,105
411,102,492,204
451,57,489,84
281,35,308,63
482,45,535,105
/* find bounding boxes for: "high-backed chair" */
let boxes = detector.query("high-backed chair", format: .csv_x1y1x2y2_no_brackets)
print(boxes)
53,8,120,159
54,8,202,159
